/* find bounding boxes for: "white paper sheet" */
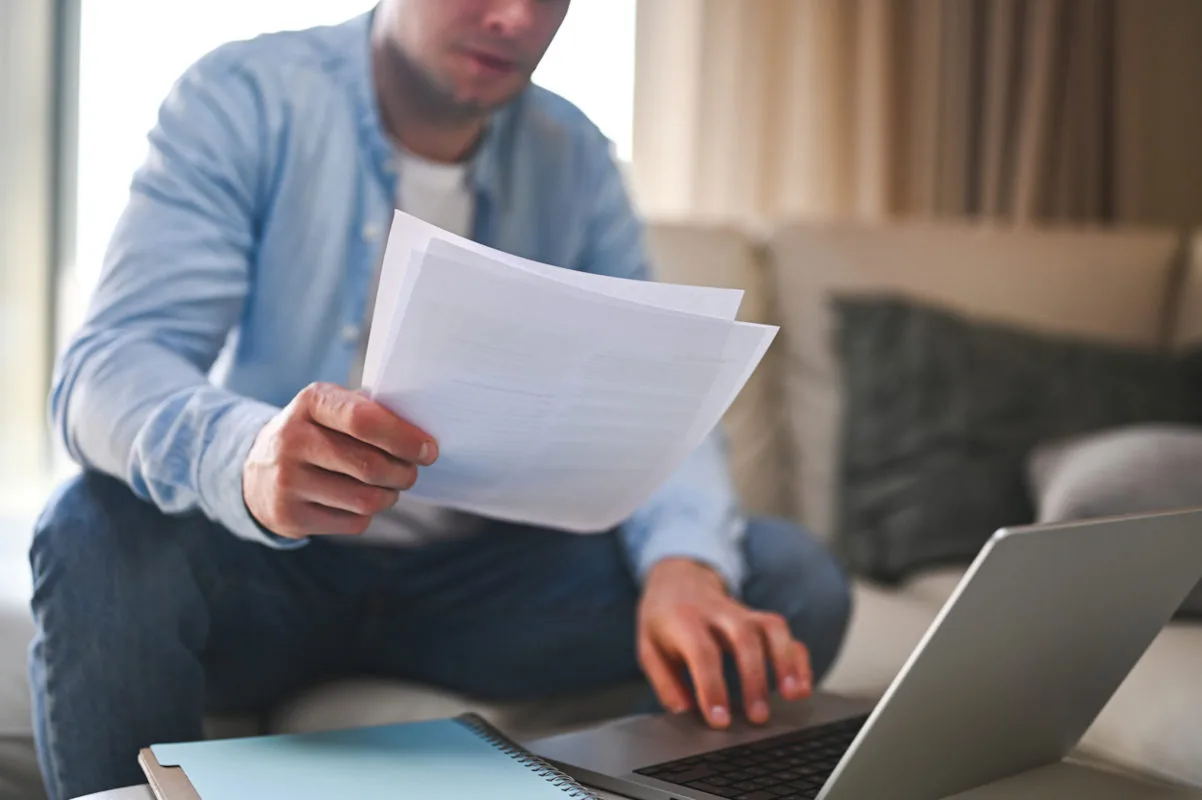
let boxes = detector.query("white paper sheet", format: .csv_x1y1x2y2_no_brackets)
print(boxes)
364,212,776,532
361,211,745,390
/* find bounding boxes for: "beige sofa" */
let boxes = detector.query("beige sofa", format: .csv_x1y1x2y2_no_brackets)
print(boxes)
2,222,1201,799
646,219,1202,791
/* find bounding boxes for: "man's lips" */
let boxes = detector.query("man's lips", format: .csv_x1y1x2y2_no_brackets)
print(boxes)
463,48,519,75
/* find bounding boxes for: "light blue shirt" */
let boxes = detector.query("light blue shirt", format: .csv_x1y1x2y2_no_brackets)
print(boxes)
52,11,747,591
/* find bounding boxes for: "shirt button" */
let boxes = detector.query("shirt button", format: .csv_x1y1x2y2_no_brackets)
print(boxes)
362,223,381,242
341,323,361,343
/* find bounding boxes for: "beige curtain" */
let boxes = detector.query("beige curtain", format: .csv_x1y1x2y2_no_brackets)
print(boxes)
632,0,1202,227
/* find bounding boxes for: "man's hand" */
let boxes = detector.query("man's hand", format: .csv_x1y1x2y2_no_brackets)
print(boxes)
637,558,812,729
243,382,438,538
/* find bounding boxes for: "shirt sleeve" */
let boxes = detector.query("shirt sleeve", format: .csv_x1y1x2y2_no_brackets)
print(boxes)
574,131,748,595
50,53,300,549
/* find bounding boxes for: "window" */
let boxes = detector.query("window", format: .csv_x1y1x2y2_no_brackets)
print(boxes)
64,0,637,339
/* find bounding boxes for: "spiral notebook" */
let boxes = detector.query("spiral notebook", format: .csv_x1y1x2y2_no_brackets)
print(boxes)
138,713,598,799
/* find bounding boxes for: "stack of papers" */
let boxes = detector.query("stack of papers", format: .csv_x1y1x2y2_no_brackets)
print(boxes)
361,211,778,533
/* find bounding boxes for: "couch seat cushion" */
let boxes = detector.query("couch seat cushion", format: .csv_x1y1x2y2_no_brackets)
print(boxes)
822,579,940,699
0,517,43,800
900,566,970,608
1081,623,1202,788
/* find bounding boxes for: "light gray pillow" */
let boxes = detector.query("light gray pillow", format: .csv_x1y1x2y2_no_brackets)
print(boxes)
1029,424,1202,618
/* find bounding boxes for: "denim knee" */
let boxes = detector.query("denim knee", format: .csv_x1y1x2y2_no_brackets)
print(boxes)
742,517,853,683
29,471,199,634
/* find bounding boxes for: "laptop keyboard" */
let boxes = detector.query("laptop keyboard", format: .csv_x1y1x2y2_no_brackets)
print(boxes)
634,714,870,800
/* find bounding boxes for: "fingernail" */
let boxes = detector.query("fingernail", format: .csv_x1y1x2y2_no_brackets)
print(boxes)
419,441,436,465
751,700,770,722
782,675,799,695
711,706,730,727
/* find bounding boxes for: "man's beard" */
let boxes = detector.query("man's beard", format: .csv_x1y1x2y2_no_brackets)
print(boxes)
395,43,526,122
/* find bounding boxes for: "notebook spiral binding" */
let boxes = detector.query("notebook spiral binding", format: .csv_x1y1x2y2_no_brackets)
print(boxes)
459,713,599,799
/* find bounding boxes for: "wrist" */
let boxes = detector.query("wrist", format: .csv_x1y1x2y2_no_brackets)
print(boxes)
646,557,728,594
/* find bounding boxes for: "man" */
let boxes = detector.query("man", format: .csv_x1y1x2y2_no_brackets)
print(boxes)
28,1,852,798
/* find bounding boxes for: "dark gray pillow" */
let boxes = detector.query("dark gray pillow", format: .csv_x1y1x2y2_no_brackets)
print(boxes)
833,294,1202,584
1029,425,1202,618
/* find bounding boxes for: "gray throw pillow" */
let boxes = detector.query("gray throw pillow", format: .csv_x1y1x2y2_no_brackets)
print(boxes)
833,295,1202,584
1029,424,1202,618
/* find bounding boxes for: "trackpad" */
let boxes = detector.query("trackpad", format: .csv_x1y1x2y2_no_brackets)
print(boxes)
943,761,1202,799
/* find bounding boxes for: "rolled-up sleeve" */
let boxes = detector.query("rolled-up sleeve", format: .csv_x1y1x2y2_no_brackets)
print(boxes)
51,52,296,548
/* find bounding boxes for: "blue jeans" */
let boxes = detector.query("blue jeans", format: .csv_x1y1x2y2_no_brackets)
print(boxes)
28,472,851,800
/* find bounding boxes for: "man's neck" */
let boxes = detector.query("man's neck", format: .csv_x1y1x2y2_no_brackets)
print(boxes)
371,28,487,164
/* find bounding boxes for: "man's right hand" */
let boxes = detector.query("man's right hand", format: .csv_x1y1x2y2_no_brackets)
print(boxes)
243,382,438,539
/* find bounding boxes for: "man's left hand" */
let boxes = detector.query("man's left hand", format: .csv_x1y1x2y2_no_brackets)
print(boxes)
637,558,813,729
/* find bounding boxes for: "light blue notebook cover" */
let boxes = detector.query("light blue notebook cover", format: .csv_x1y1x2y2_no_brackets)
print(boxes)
150,714,596,799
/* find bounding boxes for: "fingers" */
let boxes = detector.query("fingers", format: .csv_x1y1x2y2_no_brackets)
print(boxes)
792,641,813,698
300,383,437,465
638,636,694,715
306,426,419,491
290,464,401,517
263,489,373,538
291,502,373,536
758,612,813,700
715,614,771,725
674,624,731,729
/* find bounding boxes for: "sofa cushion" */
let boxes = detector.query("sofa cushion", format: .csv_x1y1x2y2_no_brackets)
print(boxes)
832,295,1202,582
900,566,970,608
645,221,792,519
767,221,1181,542
821,580,940,699
1081,623,1202,788
1029,424,1202,616
0,530,42,800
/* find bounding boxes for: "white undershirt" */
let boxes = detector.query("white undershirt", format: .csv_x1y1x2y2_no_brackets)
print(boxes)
395,147,474,239
352,148,476,545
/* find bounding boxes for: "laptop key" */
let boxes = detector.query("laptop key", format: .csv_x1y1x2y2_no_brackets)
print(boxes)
662,766,719,784
688,782,740,798
735,791,778,800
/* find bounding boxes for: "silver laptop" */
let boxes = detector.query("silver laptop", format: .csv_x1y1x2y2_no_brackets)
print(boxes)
530,509,1202,799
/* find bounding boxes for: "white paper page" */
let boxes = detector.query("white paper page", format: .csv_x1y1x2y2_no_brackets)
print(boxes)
371,250,776,532
368,232,743,395
622,321,778,520
361,211,744,386
424,236,743,317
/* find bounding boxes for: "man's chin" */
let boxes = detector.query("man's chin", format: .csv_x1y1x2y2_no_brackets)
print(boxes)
453,80,531,114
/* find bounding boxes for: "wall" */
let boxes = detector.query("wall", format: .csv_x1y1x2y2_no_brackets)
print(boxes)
0,0,56,496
